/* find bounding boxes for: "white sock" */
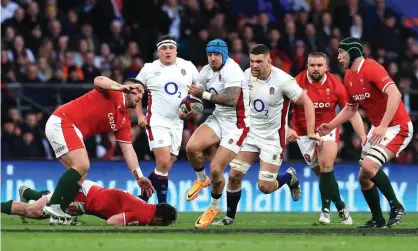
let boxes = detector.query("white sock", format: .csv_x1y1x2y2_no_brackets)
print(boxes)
196,169,207,182
154,168,168,176
210,198,220,210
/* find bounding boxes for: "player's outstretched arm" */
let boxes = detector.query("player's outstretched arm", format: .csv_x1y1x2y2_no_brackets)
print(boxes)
118,142,155,197
107,214,124,226
349,112,367,146
135,102,148,127
318,104,359,136
188,85,240,107
294,92,320,141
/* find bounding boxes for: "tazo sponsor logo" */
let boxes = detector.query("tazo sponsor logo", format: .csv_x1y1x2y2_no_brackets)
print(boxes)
352,93,370,101
108,113,117,132
313,102,331,108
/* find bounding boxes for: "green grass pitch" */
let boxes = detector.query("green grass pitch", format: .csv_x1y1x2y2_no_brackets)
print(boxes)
2,212,418,251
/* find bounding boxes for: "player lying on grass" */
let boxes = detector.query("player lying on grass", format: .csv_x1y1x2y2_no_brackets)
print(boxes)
287,52,366,225
42,76,155,223
1,180,177,226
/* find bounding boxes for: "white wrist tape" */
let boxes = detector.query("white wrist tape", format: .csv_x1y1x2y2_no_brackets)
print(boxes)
202,91,212,101
132,167,143,179
111,82,121,90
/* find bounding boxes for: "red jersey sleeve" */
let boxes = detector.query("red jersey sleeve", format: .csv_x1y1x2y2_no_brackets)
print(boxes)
114,122,131,143
343,74,357,105
366,60,394,93
334,78,348,108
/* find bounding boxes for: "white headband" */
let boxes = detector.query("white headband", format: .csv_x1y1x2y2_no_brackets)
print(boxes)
157,39,177,50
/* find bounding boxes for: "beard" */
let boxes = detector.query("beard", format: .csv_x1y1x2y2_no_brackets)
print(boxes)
309,72,324,82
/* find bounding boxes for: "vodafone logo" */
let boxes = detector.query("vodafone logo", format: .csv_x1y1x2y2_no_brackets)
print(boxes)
313,102,331,108
108,113,117,132
352,93,370,101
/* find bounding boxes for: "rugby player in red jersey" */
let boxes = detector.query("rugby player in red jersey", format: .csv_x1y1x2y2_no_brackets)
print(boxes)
1,181,176,226
318,37,414,228
40,76,155,223
288,52,366,225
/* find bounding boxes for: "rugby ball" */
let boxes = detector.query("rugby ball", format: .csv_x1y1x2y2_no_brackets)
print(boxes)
180,95,204,115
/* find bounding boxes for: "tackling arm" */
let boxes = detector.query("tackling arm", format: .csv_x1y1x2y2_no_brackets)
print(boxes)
118,141,144,178
328,104,359,130
379,84,402,127
294,92,316,136
349,112,366,138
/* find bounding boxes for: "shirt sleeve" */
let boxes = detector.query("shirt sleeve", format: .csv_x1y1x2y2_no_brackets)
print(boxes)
135,63,150,85
223,65,244,88
282,78,304,102
366,61,395,93
335,79,348,108
189,62,199,85
114,119,131,143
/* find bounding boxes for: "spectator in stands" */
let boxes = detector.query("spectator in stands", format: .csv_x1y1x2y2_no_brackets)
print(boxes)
37,57,53,82
94,42,114,71
82,51,100,81
229,37,250,70
107,20,125,55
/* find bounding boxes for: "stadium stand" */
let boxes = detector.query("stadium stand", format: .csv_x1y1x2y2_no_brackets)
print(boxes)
1,0,417,163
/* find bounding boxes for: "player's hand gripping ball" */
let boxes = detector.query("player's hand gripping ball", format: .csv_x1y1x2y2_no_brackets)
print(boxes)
180,95,204,115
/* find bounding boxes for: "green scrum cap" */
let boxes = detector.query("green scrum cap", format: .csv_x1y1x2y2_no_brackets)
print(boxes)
339,37,365,68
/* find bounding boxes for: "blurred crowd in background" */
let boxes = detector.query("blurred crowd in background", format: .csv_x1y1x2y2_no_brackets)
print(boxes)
1,0,418,163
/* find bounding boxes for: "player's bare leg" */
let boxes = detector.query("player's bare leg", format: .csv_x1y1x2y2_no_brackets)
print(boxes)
257,160,300,198
317,141,352,225
195,146,236,228
43,148,89,221
185,124,220,201
140,146,175,203
359,145,404,228
2,195,48,219
213,151,257,226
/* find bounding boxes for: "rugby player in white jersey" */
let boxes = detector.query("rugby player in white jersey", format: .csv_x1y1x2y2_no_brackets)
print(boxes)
214,44,321,225
135,35,199,203
186,39,250,228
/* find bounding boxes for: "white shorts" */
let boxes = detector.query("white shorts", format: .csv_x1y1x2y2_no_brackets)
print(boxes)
145,125,183,156
297,128,338,168
203,115,249,154
362,121,413,157
45,115,85,158
240,131,283,166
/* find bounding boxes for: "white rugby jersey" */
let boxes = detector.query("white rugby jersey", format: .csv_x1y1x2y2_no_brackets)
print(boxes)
136,57,199,128
199,58,250,128
245,66,303,139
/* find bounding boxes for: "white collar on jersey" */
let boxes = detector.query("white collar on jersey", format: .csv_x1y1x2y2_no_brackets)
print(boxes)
306,70,327,85
122,92,126,106
356,58,365,73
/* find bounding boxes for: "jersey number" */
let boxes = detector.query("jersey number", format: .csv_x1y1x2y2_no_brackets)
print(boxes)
253,99,269,116
164,82,181,98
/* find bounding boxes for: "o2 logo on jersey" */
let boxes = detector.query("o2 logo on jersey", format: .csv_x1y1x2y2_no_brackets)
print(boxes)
164,82,182,98
313,102,331,109
108,113,117,132
253,99,269,116
352,93,370,101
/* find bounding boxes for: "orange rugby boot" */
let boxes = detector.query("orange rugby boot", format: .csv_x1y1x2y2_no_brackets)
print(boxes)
194,207,221,229
185,177,211,201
